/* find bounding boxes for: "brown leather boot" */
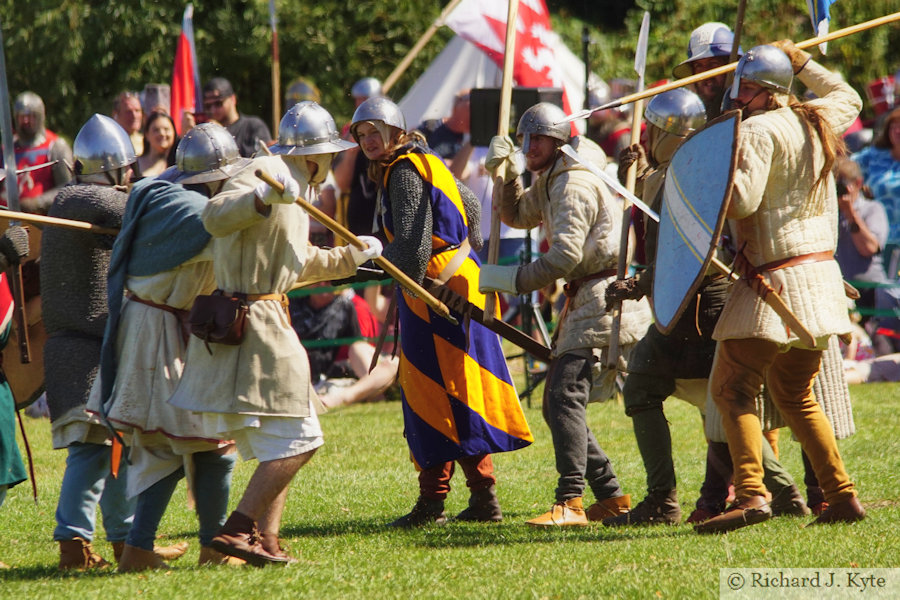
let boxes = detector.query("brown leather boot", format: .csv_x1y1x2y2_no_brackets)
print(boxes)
602,491,680,526
586,494,631,522
770,484,811,517
694,495,772,534
389,497,447,527
198,545,246,566
526,497,588,527
455,485,503,522
153,541,189,561
112,541,125,563
209,511,289,567
117,544,170,573
259,532,297,564
810,496,865,525
58,538,110,570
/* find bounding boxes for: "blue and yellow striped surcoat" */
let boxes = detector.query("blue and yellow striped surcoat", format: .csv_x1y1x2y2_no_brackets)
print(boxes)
383,149,533,469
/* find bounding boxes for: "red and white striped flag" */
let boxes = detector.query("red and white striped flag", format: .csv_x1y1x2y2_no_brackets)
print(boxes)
445,0,572,114
171,4,202,135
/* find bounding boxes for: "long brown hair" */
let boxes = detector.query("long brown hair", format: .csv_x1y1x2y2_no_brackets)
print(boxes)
366,129,427,185
773,94,846,196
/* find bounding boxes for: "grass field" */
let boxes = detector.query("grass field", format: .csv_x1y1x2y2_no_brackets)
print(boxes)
1,381,898,599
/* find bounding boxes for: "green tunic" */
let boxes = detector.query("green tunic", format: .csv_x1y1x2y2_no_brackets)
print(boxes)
1,322,27,490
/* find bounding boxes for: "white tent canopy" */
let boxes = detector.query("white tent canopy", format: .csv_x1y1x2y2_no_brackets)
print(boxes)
398,34,605,137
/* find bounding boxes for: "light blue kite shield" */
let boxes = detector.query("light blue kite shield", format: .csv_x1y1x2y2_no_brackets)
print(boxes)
651,110,741,334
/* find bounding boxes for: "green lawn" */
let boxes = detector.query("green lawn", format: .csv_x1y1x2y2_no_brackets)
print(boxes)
2,381,899,599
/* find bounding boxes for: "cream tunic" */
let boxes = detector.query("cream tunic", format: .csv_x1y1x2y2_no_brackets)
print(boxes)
713,61,861,347
169,155,358,420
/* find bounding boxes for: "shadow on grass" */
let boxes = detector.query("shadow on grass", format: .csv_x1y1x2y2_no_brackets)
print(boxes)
0,565,122,582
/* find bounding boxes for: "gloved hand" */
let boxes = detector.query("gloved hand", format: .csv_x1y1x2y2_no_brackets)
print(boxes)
0,225,29,269
349,235,383,266
604,276,645,312
255,172,301,205
770,39,811,74
617,143,647,185
478,263,519,295
485,135,520,184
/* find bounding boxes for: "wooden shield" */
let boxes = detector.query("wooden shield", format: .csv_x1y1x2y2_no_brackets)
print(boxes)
651,110,741,334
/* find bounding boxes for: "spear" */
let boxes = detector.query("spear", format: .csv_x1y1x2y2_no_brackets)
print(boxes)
269,0,281,134
381,0,466,94
607,10,650,369
560,11,900,123
0,206,119,235
255,169,459,326
484,0,519,324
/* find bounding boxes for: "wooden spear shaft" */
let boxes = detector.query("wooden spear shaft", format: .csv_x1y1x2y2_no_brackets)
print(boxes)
569,11,900,118
0,208,119,235
484,0,520,324
381,0,466,94
255,170,458,325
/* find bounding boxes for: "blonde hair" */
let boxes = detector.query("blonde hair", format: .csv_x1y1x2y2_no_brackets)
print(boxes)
366,129,427,184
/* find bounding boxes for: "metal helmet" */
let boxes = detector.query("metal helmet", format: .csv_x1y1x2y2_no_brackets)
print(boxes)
173,122,250,184
673,22,742,79
13,91,46,133
285,77,321,105
516,102,569,152
270,101,356,156
73,114,137,175
730,44,793,98
645,88,707,137
587,85,611,110
351,77,383,100
349,96,407,141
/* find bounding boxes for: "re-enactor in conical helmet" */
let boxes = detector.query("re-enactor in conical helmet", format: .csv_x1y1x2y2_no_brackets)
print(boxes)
483,102,651,527
168,102,382,566
92,122,252,571
44,114,185,570
697,41,866,533
673,22,743,119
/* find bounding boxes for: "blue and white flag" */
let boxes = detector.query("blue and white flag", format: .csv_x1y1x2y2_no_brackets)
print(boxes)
807,0,837,53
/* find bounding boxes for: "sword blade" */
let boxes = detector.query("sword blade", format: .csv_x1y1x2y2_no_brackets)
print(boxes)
560,144,659,222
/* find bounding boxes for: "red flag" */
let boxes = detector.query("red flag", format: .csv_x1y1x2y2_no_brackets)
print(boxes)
445,0,572,115
171,4,202,135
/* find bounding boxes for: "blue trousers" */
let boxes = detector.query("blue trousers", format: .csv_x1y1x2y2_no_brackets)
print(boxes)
126,450,236,550
53,442,135,542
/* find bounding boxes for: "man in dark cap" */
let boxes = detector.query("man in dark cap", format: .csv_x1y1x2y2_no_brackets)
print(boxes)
202,77,272,157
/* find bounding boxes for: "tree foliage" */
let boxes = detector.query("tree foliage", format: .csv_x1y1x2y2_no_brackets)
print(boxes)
0,0,897,142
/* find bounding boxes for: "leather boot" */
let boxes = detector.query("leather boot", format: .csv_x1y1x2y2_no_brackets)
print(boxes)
602,491,680,526
694,495,772,534
117,544,170,573
586,494,631,522
259,532,298,564
770,484,811,517
209,511,289,567
58,538,110,570
153,541,189,561
112,541,125,563
389,497,447,527
526,497,588,527
810,496,865,525
455,485,502,522
198,545,245,566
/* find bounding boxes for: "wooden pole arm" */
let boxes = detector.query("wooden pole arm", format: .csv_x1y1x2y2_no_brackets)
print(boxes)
255,169,458,325
709,256,816,348
0,208,119,235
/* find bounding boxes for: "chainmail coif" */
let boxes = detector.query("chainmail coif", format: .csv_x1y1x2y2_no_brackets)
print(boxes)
383,160,482,284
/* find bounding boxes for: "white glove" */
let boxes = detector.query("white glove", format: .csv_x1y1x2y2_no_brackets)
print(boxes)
255,172,301,205
350,235,383,266
478,264,519,295
485,135,520,183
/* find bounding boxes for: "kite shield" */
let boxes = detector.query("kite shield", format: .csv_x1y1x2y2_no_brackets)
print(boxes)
651,110,741,334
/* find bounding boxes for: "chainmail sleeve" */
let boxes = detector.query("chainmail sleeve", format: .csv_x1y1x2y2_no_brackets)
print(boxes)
454,176,483,252
383,160,433,284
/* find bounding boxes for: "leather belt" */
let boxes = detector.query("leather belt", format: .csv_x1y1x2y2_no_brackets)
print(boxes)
220,290,290,321
754,250,834,274
563,268,618,298
127,292,190,344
